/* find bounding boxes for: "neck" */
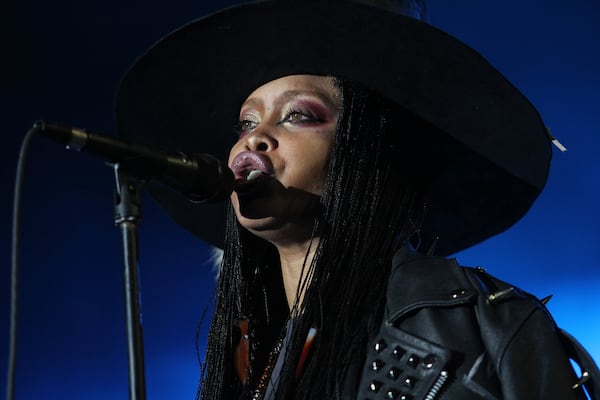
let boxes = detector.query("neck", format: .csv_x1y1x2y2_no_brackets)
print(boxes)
274,238,319,311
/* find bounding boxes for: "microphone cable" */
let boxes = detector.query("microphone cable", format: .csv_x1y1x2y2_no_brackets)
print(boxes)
6,124,39,400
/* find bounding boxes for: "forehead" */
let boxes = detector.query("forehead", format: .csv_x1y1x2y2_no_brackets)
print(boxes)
242,74,340,108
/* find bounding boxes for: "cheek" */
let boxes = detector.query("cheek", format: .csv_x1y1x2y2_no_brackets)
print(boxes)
312,157,331,193
288,141,333,193
313,137,335,192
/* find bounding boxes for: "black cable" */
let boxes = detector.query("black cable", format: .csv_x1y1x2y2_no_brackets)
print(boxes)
7,125,39,400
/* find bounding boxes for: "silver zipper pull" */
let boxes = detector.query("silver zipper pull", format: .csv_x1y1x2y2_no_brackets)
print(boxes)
425,370,448,400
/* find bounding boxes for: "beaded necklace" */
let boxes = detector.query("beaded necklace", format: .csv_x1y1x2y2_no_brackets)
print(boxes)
235,319,318,400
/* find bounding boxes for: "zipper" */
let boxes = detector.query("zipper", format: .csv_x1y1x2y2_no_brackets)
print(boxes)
424,370,448,400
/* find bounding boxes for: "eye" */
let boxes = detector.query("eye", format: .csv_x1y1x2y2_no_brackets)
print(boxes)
281,110,324,125
234,119,258,138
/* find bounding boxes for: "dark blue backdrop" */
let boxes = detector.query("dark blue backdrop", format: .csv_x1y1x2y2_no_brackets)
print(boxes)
2,1,599,398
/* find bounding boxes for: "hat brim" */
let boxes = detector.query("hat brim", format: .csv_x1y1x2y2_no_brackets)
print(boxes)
115,0,551,256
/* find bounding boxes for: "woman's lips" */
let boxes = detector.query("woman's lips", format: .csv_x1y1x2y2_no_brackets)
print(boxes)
230,151,275,190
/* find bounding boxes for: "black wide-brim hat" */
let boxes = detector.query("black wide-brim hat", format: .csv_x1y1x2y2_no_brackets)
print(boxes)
115,0,551,256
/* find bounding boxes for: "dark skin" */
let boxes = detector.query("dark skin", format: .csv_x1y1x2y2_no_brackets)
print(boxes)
228,75,340,309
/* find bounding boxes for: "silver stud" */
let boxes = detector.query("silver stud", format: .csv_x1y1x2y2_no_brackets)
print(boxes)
403,376,416,388
572,371,590,390
451,288,467,299
422,354,438,369
371,359,385,372
540,294,553,305
387,367,401,380
407,355,419,368
488,287,515,304
374,339,387,353
369,380,383,393
392,346,405,359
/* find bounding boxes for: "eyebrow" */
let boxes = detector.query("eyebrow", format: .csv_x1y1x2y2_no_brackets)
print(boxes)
241,88,340,114
278,89,339,111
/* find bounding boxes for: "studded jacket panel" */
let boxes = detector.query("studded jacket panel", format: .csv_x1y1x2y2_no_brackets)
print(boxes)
356,248,586,400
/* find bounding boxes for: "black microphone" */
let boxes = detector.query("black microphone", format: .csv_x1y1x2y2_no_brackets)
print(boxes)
34,120,234,202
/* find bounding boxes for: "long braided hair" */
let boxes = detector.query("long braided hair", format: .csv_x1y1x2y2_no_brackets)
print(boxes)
198,79,438,399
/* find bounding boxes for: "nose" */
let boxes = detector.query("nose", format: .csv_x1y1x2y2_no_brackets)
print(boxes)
245,128,278,152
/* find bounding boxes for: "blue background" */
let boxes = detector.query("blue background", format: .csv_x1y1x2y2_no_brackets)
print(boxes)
2,1,599,398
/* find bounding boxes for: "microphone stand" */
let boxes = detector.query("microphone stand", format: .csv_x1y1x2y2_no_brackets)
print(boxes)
114,164,146,400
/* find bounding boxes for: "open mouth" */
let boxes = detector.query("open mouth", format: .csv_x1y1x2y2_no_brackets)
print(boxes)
230,151,275,192
246,169,267,182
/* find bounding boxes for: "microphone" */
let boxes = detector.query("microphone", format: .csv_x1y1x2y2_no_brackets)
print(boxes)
34,120,234,202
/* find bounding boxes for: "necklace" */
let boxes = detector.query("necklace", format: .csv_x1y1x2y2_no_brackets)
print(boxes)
251,322,288,400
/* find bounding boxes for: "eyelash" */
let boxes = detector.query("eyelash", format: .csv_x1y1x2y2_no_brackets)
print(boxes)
233,120,257,138
233,109,325,139
280,109,324,124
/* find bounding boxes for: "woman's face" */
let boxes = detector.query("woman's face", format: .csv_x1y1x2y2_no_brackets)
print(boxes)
228,75,340,244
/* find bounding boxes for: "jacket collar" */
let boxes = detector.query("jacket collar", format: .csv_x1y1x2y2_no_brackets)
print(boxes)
386,247,476,322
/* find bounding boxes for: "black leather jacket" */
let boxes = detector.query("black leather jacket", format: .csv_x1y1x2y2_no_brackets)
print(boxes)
355,248,589,400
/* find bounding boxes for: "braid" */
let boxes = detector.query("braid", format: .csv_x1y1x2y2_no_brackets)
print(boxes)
198,79,436,399
198,205,244,399
281,80,430,398
199,203,288,399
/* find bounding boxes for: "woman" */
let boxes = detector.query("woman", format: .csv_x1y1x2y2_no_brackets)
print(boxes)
115,1,598,399
216,75,435,399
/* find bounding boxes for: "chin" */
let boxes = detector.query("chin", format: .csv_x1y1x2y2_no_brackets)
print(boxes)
234,208,317,246
237,214,282,233
231,187,323,244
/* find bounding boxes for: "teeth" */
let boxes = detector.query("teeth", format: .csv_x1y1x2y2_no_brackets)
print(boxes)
247,169,263,181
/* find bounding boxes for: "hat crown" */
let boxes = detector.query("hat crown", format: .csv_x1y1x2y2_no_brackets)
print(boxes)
351,0,428,21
